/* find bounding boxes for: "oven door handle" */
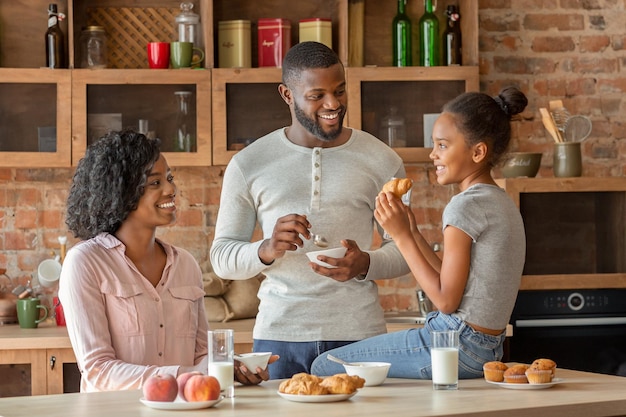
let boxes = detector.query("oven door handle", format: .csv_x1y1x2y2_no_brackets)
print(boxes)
515,317,626,327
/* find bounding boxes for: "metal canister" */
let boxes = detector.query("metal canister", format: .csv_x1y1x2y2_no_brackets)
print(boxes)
79,26,107,68
299,18,332,49
417,290,433,317
258,18,291,67
218,20,251,68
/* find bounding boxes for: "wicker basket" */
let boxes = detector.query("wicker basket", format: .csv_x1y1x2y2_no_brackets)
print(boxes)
86,7,178,69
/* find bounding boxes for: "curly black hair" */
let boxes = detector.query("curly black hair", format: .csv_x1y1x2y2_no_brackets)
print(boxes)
65,129,162,240
281,41,342,87
443,86,528,167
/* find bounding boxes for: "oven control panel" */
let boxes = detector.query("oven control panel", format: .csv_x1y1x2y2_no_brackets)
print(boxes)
511,289,626,317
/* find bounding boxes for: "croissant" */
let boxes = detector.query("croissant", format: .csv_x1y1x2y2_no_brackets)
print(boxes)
320,373,365,394
279,373,328,395
382,178,413,198
278,372,365,395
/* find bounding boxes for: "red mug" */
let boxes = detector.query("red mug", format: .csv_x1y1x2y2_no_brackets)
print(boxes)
147,42,170,69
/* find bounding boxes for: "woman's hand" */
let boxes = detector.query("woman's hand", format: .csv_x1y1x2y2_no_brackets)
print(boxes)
234,355,279,385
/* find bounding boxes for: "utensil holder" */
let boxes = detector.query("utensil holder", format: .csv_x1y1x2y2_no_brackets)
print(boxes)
553,142,582,177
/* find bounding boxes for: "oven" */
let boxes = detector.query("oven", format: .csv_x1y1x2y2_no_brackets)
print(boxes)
508,289,626,376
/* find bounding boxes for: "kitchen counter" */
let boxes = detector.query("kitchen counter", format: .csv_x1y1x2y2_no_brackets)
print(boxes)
0,368,625,417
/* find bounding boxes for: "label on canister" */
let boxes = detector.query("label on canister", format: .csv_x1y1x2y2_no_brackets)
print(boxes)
258,18,291,67
218,20,251,68
299,18,332,49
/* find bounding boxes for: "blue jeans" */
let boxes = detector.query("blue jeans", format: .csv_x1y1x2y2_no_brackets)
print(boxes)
254,339,356,379
311,311,505,379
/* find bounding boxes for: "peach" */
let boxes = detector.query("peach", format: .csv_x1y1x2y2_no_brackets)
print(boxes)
176,371,202,401
142,374,178,402
183,375,221,402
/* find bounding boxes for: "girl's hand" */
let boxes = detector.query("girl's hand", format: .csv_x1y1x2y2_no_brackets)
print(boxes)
375,192,412,240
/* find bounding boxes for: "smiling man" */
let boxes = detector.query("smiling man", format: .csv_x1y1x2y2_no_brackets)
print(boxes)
210,42,410,379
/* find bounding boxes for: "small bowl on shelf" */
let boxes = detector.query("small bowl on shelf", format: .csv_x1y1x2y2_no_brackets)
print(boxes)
501,152,543,178
342,362,391,386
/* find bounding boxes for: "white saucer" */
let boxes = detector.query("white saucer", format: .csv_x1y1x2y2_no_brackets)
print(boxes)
277,391,357,403
140,395,224,410
486,378,564,390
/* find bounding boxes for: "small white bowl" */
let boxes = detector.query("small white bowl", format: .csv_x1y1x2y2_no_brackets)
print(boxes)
234,352,272,373
343,362,391,386
38,259,62,288
306,247,347,268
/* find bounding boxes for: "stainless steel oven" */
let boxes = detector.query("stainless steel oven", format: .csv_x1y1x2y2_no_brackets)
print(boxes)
508,289,626,376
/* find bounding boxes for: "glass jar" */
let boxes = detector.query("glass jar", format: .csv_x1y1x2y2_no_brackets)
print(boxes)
173,91,196,152
379,107,407,148
176,2,201,46
79,26,107,68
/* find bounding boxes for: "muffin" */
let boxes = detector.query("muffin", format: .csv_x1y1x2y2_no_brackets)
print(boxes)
525,367,553,384
483,361,508,382
531,358,557,376
503,364,529,384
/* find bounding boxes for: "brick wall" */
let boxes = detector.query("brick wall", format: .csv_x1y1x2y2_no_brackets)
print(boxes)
1,3,624,315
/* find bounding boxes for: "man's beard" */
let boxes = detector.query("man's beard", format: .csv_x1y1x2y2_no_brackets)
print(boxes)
294,101,345,142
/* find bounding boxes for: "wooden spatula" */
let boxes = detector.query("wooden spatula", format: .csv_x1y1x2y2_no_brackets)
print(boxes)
540,107,561,143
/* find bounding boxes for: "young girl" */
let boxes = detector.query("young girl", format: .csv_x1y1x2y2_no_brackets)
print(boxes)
311,87,528,379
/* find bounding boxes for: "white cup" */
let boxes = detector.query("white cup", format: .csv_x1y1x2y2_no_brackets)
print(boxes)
208,329,234,398
431,330,459,390
38,259,62,288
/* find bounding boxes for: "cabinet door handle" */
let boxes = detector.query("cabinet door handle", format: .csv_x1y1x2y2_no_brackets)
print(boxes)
50,355,56,370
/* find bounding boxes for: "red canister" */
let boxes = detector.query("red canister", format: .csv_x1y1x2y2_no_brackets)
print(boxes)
258,18,291,67
54,296,66,326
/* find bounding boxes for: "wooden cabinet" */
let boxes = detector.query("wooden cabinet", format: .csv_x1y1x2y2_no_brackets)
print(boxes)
0,325,79,396
496,177,626,290
71,69,212,166
0,0,478,167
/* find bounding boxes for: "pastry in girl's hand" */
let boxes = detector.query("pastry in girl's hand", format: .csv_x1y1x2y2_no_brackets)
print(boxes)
382,178,413,198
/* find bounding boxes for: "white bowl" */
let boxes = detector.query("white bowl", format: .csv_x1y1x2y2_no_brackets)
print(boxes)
306,247,347,268
343,362,391,386
234,352,272,373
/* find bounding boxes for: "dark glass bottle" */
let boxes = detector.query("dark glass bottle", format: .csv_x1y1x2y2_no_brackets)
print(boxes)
418,0,440,67
392,0,412,67
45,4,66,68
443,5,462,66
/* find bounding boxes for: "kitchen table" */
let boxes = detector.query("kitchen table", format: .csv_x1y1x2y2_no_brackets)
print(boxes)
0,368,625,417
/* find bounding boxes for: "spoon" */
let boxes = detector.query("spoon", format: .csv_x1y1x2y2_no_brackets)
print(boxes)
327,354,363,367
311,233,329,248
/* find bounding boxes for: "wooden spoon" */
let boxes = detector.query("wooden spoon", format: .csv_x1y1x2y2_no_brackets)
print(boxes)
540,108,561,143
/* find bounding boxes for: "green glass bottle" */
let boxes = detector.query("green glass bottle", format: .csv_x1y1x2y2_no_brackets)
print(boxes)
419,0,440,67
392,0,412,67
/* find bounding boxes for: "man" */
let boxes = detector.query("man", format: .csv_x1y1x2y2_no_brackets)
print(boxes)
210,42,410,378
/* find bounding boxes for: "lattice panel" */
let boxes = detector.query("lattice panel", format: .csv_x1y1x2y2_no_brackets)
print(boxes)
86,7,178,69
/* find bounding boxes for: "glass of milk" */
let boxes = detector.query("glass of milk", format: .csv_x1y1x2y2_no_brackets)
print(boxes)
208,329,235,397
431,330,459,390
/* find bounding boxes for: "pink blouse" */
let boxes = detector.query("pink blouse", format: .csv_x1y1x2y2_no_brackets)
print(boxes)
59,233,208,392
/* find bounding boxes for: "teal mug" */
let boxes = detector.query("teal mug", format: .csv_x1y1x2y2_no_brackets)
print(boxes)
17,297,48,329
170,42,205,68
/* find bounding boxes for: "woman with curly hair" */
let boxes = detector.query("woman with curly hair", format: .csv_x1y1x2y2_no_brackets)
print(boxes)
59,130,272,392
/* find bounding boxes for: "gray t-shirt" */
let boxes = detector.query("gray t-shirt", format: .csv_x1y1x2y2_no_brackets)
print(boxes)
443,183,525,330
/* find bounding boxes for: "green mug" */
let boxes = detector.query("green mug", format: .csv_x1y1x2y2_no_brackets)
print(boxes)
17,297,48,329
170,42,205,68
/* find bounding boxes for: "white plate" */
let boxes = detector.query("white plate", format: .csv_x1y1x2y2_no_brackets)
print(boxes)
277,391,357,403
140,396,224,410
486,378,564,390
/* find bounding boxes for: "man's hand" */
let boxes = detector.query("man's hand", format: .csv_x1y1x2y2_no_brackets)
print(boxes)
258,214,311,265
308,239,370,282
